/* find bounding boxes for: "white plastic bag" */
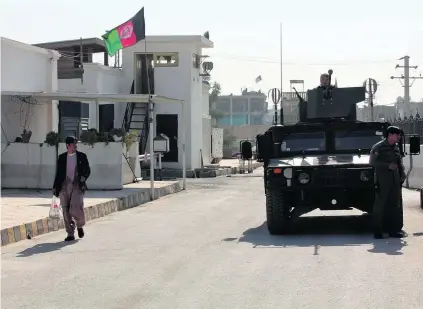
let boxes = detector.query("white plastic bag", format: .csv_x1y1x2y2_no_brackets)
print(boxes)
49,195,63,221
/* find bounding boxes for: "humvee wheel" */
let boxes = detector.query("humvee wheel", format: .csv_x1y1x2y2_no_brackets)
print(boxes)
266,189,290,235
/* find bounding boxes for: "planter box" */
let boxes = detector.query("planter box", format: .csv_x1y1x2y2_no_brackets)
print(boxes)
58,142,140,190
1,141,141,190
1,143,57,189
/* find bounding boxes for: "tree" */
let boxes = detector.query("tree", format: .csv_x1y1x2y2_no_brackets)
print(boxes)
223,129,236,147
209,81,221,110
209,82,223,125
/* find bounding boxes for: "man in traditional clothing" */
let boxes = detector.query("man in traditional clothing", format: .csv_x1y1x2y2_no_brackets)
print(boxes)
53,136,91,241
369,126,406,239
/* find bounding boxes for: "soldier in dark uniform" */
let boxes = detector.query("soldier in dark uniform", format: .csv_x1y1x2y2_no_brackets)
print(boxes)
369,126,406,239
319,73,330,87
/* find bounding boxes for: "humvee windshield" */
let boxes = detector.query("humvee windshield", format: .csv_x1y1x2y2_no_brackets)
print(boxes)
281,132,326,152
335,129,384,151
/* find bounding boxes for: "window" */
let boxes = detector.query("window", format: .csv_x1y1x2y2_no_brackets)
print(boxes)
154,53,178,67
335,130,383,150
281,132,326,152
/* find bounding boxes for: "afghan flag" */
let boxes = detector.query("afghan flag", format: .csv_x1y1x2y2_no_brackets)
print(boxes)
102,7,145,57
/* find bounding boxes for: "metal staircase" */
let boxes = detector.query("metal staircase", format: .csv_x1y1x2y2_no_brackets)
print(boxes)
122,81,150,155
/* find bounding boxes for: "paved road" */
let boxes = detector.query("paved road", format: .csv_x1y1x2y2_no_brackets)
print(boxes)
2,169,423,309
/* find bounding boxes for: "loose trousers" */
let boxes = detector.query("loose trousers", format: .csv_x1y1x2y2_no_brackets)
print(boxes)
373,170,403,233
59,178,85,236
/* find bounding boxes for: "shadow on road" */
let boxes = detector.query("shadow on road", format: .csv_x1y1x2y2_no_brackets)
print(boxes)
223,215,408,255
368,239,407,255
16,240,78,257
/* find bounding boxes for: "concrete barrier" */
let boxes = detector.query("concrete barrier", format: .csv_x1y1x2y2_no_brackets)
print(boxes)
1,141,140,190
402,145,423,190
1,143,56,189
58,142,140,190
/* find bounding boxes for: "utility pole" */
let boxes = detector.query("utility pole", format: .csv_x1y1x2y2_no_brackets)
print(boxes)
80,37,84,84
391,56,423,115
279,22,284,125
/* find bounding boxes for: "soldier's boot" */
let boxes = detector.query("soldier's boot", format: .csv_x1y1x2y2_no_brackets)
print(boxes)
373,232,384,239
389,231,406,238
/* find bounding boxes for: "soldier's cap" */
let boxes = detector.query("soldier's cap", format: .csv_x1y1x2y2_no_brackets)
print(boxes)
65,136,78,145
386,126,402,135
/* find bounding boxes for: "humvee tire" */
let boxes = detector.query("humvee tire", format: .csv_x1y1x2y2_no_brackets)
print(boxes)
266,189,290,235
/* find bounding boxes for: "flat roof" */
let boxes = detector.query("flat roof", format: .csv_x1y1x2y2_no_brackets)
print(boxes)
33,35,213,52
144,35,213,48
33,37,106,53
1,37,61,58
1,91,184,104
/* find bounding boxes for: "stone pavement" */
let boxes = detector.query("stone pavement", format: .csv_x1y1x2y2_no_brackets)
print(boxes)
0,180,183,246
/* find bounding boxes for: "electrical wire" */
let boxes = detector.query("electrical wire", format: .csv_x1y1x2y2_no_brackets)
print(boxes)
208,54,398,66
1,124,11,154
55,49,405,66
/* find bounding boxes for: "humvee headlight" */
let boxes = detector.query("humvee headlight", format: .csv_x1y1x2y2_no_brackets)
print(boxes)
360,171,370,182
283,168,293,178
298,172,310,184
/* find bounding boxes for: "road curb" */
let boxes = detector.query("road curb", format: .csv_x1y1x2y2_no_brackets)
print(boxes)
197,162,263,178
0,181,183,247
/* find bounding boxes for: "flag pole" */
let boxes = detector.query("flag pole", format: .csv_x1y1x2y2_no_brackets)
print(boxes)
144,34,155,200
279,22,284,125
280,23,283,94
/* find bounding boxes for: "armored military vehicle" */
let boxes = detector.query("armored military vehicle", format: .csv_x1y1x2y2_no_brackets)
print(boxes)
256,70,420,235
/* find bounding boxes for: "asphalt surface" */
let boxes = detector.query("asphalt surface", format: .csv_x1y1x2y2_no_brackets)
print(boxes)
2,168,423,309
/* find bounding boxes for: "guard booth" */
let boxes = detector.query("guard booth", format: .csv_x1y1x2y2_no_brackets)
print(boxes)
239,140,255,173
153,134,170,180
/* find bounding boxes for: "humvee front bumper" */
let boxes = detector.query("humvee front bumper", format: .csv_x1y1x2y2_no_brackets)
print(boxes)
265,166,375,210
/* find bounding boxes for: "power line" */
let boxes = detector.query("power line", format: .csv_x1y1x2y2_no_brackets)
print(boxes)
56,49,400,66
208,54,398,66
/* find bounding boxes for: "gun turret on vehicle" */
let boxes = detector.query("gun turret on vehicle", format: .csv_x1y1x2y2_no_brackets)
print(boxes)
297,69,366,122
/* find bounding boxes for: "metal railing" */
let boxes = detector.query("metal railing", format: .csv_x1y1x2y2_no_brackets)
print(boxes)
282,91,307,101
390,117,423,140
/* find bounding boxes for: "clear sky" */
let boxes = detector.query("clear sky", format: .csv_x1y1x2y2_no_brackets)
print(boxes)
1,0,422,107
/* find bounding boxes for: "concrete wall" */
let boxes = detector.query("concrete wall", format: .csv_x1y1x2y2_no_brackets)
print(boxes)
1,37,60,143
58,142,123,189
121,36,213,170
202,118,212,166
403,145,423,189
211,128,224,159
1,141,139,190
1,143,56,189
202,82,210,117
58,142,139,190
58,63,125,130
219,125,269,153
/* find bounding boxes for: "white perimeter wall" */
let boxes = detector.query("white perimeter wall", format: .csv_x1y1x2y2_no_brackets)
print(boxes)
403,145,423,189
1,37,60,143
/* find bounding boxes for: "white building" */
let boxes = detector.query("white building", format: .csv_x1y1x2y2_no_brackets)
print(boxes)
120,35,214,170
34,38,125,135
1,37,60,144
213,91,267,126
2,35,216,171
